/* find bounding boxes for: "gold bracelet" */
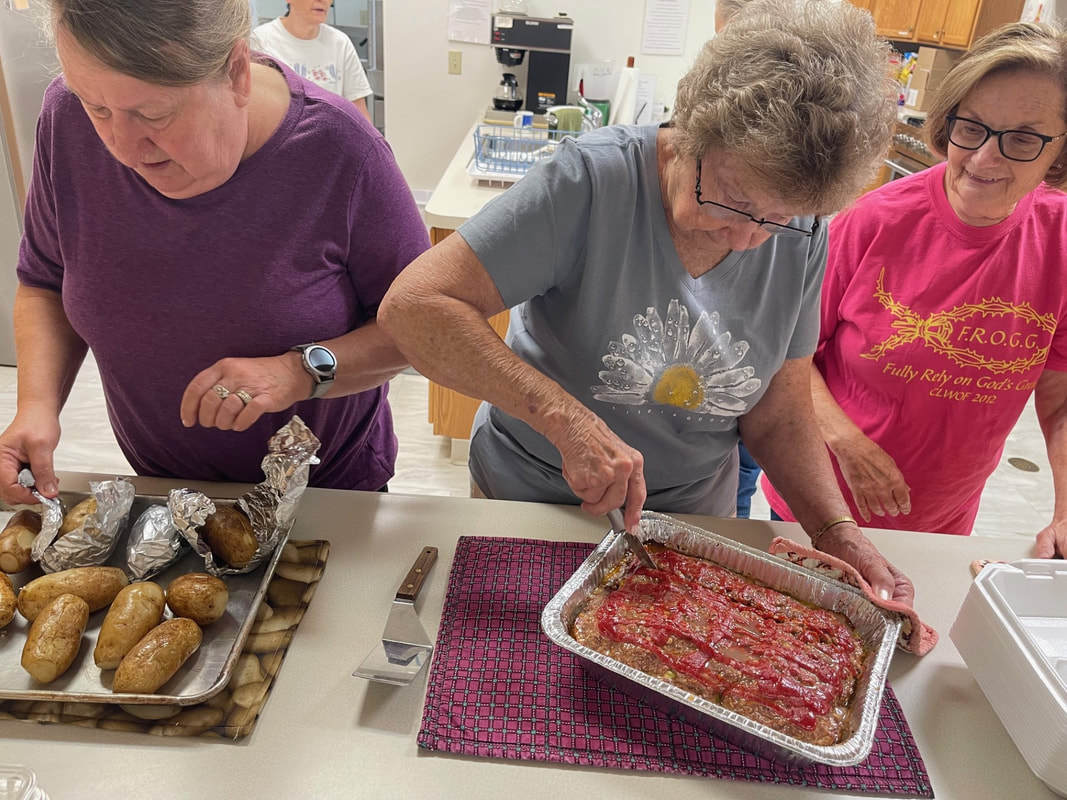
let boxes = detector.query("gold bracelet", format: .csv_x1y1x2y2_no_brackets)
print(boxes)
813,516,857,541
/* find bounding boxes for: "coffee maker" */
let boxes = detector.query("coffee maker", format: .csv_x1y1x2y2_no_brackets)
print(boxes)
491,13,573,115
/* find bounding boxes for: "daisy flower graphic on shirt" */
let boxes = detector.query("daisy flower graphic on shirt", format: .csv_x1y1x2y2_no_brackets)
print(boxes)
592,299,761,416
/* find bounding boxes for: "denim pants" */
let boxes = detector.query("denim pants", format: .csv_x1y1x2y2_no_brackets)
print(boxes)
736,442,762,519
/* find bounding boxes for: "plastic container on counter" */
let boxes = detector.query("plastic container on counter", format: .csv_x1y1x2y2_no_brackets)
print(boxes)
0,765,48,800
951,559,1067,797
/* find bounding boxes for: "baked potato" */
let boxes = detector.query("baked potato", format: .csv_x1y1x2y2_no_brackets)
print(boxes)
0,572,15,628
59,497,97,537
0,509,42,573
113,617,203,694
166,573,228,625
94,582,166,669
200,506,257,568
21,593,90,683
17,566,128,622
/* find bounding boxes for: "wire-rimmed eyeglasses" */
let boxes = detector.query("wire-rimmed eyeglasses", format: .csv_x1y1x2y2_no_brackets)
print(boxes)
946,114,1067,163
694,160,818,238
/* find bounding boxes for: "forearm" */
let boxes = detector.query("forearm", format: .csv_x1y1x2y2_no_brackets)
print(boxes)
13,285,88,416
388,293,586,442
1035,371,1067,522
297,320,407,399
741,359,851,535
809,361,865,454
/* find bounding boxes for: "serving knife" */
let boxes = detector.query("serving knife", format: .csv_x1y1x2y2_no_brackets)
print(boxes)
608,508,656,569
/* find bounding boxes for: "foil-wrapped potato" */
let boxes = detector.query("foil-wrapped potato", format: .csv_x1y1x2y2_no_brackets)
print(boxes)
166,573,228,625
0,510,42,573
21,593,89,683
200,506,257,568
113,617,203,694
94,582,166,670
59,497,98,536
17,566,128,622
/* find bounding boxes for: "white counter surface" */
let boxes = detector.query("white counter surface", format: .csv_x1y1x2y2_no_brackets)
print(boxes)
423,122,507,230
0,471,1054,799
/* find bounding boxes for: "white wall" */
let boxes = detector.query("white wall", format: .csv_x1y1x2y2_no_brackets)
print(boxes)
384,0,719,196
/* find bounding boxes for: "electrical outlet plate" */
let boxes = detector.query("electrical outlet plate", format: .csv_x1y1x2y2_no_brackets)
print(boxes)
448,50,462,76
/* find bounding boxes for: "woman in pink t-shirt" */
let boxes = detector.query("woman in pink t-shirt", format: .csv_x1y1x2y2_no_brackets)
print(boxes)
763,22,1067,557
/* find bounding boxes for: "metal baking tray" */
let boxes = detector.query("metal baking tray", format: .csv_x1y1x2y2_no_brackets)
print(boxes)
541,511,902,766
0,490,289,706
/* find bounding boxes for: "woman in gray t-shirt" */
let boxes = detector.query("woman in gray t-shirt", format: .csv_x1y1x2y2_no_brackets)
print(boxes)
381,0,913,605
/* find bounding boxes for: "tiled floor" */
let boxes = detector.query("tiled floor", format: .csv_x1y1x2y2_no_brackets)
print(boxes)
0,354,1051,545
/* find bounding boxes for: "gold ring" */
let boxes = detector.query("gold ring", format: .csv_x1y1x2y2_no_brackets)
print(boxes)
235,389,253,406
212,384,230,399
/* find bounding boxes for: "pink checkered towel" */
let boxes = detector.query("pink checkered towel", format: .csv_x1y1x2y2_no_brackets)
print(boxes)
769,537,938,656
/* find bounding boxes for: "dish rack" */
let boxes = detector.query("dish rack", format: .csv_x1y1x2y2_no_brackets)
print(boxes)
468,124,581,184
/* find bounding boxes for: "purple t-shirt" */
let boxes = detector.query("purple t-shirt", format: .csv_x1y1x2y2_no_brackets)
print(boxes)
17,60,429,490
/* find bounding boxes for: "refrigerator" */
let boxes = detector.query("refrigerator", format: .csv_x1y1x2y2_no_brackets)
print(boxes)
0,3,56,366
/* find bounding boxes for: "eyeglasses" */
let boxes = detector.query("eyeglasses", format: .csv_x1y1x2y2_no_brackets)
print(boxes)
694,160,818,238
946,115,1067,162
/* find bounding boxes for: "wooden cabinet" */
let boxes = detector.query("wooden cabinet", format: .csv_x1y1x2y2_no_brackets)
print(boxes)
871,0,1024,50
873,0,923,40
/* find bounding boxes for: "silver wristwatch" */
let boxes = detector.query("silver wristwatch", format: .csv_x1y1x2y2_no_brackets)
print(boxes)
290,343,337,399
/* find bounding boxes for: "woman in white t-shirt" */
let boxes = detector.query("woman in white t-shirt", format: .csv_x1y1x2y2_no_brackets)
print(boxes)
252,0,373,122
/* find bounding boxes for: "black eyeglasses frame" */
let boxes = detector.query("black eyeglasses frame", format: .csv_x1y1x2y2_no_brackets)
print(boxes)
946,114,1067,163
693,160,818,238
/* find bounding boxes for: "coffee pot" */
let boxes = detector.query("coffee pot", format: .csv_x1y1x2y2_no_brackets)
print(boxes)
493,72,523,112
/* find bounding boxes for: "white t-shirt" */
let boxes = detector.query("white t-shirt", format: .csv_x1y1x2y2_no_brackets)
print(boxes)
251,18,372,102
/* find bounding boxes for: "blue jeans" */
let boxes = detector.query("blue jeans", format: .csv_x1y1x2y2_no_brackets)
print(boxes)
736,442,761,519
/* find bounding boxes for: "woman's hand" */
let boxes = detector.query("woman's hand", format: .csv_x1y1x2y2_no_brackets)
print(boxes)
550,409,647,530
832,432,911,522
816,523,915,606
1034,520,1067,558
180,354,311,432
0,407,62,505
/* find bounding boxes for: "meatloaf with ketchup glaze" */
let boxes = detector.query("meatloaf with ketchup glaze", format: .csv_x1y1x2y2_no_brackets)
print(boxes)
571,545,867,745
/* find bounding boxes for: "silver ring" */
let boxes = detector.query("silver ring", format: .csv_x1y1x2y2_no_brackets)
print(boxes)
235,389,253,406
212,384,230,400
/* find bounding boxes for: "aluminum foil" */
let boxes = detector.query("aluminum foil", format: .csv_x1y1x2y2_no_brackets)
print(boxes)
126,504,186,580
17,467,64,548
541,511,902,767
32,478,136,573
171,416,320,577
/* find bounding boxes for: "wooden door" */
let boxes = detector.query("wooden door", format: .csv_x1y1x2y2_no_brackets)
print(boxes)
941,0,982,47
915,0,950,43
873,0,923,40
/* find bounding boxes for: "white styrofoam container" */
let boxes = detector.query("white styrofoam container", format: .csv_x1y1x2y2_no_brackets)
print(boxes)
950,560,1067,797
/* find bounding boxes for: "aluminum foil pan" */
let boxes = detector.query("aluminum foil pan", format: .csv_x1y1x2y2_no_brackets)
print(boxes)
541,511,902,767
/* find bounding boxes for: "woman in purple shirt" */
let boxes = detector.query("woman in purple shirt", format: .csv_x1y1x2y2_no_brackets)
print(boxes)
0,0,429,504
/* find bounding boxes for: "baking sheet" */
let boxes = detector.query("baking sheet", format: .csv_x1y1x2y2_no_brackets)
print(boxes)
541,511,902,767
0,491,289,706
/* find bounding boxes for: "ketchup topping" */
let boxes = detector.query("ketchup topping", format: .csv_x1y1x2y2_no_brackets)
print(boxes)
596,549,863,731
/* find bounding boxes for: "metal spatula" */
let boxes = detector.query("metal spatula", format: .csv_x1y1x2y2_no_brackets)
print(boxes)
353,546,438,685
608,509,656,569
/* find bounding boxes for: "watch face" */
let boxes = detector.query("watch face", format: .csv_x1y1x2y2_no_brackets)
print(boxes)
305,345,336,376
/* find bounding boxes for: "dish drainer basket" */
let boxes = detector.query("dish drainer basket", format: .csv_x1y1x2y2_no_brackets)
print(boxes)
469,124,582,182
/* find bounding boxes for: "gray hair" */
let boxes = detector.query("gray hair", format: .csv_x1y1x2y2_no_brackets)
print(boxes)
673,0,896,213
926,21,1067,189
715,0,758,23
49,0,251,86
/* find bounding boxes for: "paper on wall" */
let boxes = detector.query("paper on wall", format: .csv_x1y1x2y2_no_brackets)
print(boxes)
448,0,491,45
641,0,690,57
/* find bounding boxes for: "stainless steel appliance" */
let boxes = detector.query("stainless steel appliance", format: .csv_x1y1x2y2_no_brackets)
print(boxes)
884,120,942,181
0,4,57,367
491,13,573,115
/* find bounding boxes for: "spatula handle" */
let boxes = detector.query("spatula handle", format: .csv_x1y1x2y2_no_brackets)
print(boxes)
396,546,438,602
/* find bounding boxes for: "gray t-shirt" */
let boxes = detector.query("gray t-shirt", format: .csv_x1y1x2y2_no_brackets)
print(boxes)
459,125,826,514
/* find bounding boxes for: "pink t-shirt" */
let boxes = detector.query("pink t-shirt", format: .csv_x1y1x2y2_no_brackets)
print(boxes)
762,163,1067,534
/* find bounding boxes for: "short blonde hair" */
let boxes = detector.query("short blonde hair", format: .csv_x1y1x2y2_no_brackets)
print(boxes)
50,0,251,86
926,21,1067,189
673,0,896,213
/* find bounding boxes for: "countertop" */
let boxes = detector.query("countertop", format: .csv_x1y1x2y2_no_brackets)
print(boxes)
0,471,1055,799
423,121,508,230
